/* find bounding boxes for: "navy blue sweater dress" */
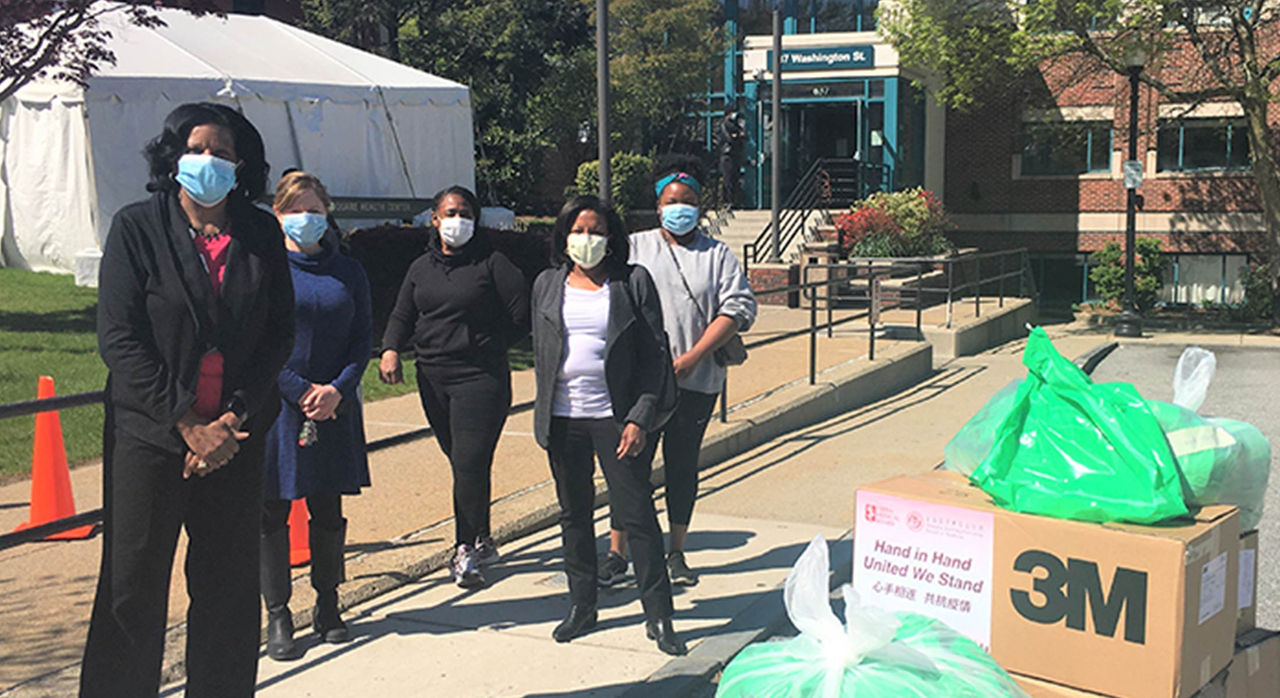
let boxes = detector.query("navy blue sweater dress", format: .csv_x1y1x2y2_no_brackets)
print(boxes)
264,239,373,500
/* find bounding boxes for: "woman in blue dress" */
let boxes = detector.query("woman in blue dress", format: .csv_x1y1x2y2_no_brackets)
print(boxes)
261,171,372,660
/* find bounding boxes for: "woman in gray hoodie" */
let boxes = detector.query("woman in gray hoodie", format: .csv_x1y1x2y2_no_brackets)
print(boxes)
599,155,758,589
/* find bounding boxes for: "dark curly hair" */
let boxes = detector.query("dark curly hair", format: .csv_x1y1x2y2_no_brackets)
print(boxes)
651,152,707,196
551,195,629,274
144,102,269,201
431,185,480,219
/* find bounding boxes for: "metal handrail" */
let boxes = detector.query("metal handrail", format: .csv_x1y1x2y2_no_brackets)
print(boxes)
1,248,1033,546
0,347,516,550
744,158,889,265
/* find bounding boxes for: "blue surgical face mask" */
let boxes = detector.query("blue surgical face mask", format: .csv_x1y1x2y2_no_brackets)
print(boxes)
661,203,699,236
176,154,237,207
281,212,328,246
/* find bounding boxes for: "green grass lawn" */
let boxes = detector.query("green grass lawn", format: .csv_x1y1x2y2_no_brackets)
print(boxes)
0,268,531,482
0,269,106,482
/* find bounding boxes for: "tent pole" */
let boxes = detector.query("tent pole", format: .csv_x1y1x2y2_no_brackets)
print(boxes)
282,101,306,171
376,87,417,198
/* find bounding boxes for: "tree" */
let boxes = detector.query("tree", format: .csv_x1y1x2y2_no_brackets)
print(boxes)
0,1,195,104
880,1,1280,305
394,0,594,207
302,0,420,61
1089,236,1169,312
606,0,724,154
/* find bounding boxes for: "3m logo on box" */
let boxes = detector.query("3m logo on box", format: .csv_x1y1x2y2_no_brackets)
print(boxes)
1010,550,1148,644
854,472,1240,698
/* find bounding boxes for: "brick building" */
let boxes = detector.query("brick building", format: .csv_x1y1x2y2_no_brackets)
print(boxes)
946,29,1280,306
717,1,1279,306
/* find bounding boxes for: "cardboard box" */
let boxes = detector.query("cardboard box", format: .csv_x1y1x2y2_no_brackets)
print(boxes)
1014,673,1107,696
1014,668,1233,698
1224,630,1280,698
1237,531,1258,636
853,471,1239,698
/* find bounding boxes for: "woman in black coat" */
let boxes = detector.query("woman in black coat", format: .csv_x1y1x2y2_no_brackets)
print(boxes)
531,195,685,655
378,186,529,590
81,103,294,698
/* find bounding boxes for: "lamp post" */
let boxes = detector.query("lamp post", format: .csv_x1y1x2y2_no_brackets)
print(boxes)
1115,47,1146,338
596,0,611,204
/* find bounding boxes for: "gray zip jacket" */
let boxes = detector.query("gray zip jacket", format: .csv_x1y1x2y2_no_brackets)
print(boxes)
531,264,676,449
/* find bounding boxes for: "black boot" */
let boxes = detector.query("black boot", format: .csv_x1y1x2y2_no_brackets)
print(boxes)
261,527,301,661
552,605,597,643
310,519,349,643
645,616,687,656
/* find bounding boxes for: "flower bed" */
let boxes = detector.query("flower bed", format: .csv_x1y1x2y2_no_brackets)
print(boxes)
833,187,954,259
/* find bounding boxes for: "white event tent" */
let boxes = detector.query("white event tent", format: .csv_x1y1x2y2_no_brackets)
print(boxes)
0,4,474,273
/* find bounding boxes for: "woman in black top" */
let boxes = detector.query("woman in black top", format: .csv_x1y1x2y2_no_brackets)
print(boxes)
82,103,294,697
530,196,685,655
379,186,529,589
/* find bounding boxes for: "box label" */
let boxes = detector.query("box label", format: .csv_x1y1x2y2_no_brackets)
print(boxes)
1199,552,1228,624
1238,549,1256,610
854,491,995,648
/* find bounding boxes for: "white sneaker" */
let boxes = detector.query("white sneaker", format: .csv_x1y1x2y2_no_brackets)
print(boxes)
474,536,500,566
452,543,484,589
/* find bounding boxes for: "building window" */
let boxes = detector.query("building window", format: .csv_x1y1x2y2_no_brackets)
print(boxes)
1157,119,1251,172
1019,121,1112,175
800,0,878,33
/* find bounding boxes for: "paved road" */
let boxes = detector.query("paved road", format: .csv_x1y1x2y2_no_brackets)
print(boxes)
1090,342,1280,629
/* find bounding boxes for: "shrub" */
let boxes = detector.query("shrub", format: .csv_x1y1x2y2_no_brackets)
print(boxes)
569,152,654,217
834,187,953,258
1233,262,1274,322
1087,237,1168,313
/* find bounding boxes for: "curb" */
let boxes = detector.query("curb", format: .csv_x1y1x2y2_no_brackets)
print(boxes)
619,339,1121,697
8,343,933,695
620,529,856,698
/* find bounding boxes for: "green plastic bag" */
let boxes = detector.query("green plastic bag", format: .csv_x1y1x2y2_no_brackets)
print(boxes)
944,379,1022,476
1147,400,1271,530
969,328,1189,524
716,536,1027,698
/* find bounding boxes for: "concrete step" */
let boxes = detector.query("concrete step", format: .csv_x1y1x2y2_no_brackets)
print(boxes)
706,209,843,262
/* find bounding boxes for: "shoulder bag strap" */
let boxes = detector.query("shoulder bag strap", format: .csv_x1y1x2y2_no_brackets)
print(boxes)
663,239,712,327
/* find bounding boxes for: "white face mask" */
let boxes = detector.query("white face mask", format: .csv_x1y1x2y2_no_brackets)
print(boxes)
566,233,608,269
438,216,475,247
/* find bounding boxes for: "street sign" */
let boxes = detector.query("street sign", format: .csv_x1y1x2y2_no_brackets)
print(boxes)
870,276,881,326
1123,160,1143,189
330,197,432,220
766,45,875,71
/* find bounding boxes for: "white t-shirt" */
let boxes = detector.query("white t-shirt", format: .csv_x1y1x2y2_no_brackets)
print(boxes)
553,281,613,418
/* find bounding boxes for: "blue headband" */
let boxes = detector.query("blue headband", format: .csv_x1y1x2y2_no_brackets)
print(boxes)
654,172,701,198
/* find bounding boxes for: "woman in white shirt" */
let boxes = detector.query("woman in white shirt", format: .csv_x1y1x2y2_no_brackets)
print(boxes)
530,196,684,655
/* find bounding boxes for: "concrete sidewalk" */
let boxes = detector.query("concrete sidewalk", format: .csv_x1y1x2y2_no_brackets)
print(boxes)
157,328,1110,697
4,297,980,695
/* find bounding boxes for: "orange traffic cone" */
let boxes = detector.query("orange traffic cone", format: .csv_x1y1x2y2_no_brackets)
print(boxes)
13,376,94,540
288,498,311,566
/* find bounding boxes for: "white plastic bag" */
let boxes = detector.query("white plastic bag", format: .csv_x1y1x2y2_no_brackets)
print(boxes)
1172,346,1216,412
716,535,1028,698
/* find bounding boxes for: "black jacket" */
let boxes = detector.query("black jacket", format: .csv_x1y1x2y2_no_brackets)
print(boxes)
531,264,677,449
97,192,295,453
381,231,530,367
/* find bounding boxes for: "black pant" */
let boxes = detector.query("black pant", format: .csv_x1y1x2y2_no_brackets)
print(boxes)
80,427,264,698
416,361,511,546
720,153,739,206
262,494,343,534
547,417,673,619
613,389,719,531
